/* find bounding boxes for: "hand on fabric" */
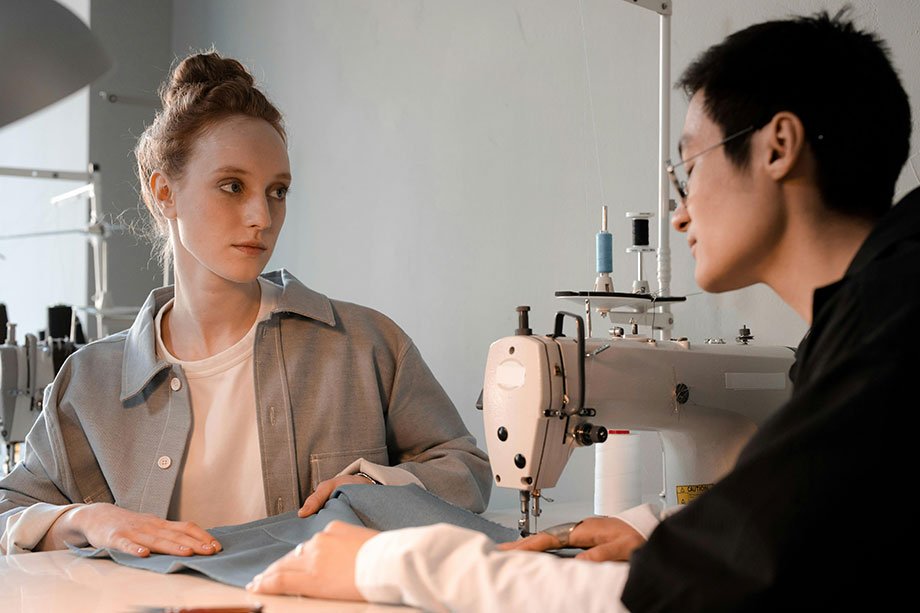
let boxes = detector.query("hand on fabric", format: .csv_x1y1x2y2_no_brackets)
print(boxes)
497,516,645,562
54,503,221,557
298,474,376,517
247,520,377,601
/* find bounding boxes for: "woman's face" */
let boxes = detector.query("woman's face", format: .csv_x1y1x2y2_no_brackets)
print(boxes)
160,114,290,285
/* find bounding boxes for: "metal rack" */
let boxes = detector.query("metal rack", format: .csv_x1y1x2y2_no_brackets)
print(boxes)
0,163,138,338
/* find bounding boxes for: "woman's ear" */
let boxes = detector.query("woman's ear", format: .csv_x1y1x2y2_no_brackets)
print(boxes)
761,111,807,181
150,171,177,220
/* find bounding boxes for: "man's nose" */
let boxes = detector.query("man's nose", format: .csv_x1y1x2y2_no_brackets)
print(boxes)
671,201,689,233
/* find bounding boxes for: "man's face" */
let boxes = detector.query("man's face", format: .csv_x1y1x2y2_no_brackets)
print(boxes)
671,92,785,293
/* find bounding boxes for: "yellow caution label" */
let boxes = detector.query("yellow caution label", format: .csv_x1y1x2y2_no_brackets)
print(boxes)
676,483,714,504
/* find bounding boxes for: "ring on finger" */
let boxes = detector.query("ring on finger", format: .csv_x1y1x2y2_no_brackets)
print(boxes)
541,521,583,548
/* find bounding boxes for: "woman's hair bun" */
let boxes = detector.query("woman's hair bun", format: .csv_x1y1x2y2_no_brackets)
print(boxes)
161,50,254,106
137,49,284,268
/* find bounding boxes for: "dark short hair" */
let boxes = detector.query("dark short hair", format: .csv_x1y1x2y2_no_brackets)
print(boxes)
676,8,911,220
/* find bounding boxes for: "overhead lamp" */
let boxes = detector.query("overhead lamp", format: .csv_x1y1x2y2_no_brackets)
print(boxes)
0,0,113,128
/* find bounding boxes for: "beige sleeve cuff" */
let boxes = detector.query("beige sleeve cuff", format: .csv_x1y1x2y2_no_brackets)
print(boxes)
336,458,426,489
1,503,84,555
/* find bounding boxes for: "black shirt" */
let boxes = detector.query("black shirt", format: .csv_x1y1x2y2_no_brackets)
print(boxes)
622,187,920,612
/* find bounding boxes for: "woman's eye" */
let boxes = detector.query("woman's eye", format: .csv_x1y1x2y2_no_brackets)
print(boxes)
220,181,243,194
272,186,289,200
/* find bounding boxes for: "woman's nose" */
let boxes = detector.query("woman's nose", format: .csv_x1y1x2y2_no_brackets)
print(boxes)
244,195,272,229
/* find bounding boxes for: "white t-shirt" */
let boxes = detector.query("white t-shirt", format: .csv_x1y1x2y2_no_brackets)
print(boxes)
0,280,283,553
156,277,281,528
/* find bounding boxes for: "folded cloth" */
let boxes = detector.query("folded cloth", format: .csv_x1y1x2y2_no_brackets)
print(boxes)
70,483,517,587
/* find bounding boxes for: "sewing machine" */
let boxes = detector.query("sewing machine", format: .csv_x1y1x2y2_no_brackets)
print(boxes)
0,305,82,473
481,307,794,534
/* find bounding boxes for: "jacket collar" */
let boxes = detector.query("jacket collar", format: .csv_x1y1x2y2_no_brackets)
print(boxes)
120,268,335,401
811,186,920,322
844,186,920,277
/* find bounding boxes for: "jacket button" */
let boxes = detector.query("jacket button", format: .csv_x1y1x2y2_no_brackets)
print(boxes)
157,455,172,469
170,377,182,391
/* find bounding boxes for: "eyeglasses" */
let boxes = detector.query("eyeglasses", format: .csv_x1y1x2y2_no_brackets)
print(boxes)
666,125,755,204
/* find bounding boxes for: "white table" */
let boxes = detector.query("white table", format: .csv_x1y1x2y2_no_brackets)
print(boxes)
0,549,416,613
0,501,604,612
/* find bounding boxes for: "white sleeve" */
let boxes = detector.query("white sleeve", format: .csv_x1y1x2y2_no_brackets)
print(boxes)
336,458,425,489
1,503,84,555
355,523,631,612
614,503,662,540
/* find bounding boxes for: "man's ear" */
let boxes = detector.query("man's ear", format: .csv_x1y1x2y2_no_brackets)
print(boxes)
761,112,807,181
150,171,177,220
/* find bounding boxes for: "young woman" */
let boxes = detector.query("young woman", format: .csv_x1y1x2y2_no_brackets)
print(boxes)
0,51,490,557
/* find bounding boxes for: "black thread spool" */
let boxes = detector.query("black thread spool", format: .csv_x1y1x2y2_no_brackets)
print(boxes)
632,216,650,247
625,212,654,294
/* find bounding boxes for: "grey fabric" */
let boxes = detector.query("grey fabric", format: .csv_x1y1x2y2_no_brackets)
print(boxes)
72,484,518,588
1,269,491,532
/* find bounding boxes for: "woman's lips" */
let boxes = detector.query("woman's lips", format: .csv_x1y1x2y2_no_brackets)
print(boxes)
232,243,266,256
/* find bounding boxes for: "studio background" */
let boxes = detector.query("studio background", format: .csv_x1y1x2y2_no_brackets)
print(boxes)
2,0,918,510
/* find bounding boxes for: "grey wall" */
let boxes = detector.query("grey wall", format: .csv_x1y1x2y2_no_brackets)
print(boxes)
0,0,172,341
0,0,90,338
89,0,174,332
170,0,920,511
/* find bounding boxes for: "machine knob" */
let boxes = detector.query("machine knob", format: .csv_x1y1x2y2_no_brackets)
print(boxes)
736,324,754,344
515,306,532,336
574,423,608,446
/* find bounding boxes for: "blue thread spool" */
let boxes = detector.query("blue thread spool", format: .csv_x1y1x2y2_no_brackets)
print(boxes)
596,206,613,274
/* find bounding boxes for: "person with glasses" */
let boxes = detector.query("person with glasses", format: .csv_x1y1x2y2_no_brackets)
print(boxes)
248,9,917,610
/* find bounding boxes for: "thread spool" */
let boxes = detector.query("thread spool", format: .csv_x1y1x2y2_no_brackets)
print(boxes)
596,233,613,273
631,217,649,247
596,205,613,273
594,430,642,516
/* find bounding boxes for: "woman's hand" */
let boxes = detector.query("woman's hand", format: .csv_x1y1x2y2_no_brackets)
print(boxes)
247,520,377,601
44,503,221,557
497,516,646,562
298,474,376,517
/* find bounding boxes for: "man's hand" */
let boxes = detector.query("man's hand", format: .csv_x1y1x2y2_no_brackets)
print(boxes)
247,520,378,601
43,503,221,557
298,474,376,517
497,516,645,562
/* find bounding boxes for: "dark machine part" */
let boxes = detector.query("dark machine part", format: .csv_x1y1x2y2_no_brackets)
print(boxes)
736,324,754,344
549,311,587,416
515,305,532,336
574,423,608,446
548,311,607,445
0,303,7,344
47,304,86,343
47,305,83,372
1,305,83,473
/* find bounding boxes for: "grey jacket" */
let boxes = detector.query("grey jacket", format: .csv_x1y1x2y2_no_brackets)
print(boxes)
0,270,490,525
